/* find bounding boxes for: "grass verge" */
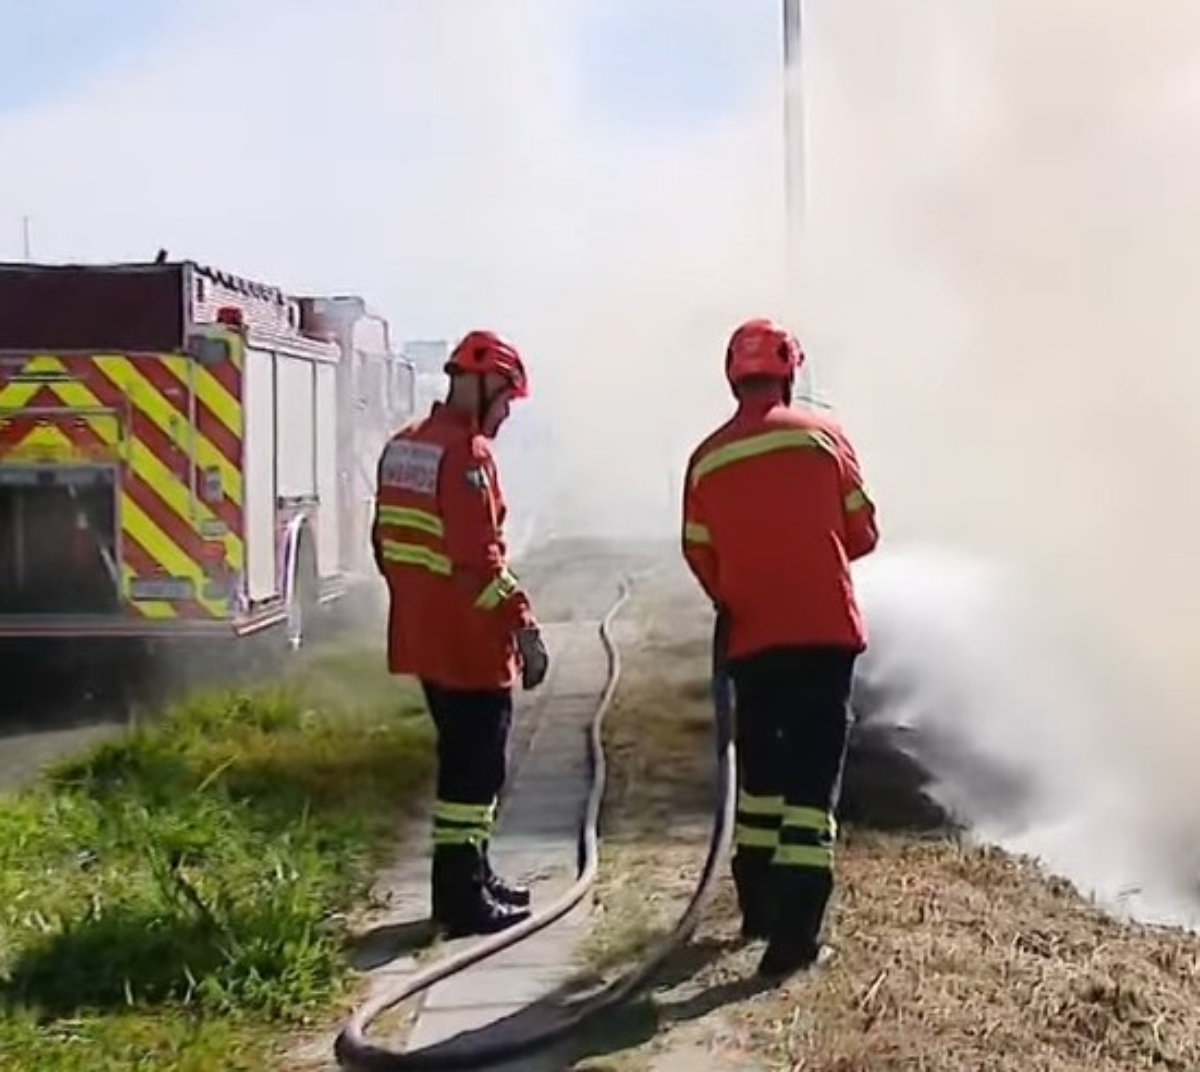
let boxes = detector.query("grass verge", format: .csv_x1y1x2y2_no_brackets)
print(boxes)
0,640,432,1072
573,563,1200,1072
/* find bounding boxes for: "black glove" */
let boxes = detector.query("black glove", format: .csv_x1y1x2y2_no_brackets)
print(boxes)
515,625,550,690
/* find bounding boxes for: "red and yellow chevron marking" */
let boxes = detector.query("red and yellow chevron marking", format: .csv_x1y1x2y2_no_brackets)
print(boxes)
0,349,244,622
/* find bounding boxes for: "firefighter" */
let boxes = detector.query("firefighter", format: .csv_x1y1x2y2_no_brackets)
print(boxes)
371,329,551,937
680,317,879,980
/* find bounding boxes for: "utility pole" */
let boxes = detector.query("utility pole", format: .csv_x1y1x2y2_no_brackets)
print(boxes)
782,0,805,252
782,0,818,401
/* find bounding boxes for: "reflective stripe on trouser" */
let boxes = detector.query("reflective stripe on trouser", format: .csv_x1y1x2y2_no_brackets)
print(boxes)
774,804,836,870
432,798,496,847
422,681,513,853
726,647,854,878
735,791,783,852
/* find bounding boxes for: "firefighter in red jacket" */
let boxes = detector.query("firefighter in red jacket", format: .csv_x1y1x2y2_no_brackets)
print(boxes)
371,330,550,937
681,317,879,980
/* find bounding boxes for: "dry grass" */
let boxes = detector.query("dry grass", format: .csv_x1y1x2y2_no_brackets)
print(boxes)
574,563,1200,1072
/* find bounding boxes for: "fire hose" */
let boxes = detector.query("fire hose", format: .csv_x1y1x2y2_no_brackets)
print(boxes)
333,584,737,1070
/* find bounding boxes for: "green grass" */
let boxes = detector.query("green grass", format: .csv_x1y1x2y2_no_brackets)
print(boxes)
0,642,434,1071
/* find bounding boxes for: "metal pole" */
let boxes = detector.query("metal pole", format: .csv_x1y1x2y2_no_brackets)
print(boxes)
21,216,31,260
782,0,804,259
782,0,817,401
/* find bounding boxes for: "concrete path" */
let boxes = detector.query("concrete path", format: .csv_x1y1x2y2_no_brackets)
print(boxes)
352,592,620,1068
0,722,120,792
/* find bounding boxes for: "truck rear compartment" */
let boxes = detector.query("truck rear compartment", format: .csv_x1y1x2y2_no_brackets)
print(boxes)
0,467,120,615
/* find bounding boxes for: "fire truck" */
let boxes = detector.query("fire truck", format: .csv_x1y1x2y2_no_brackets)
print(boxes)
0,258,416,661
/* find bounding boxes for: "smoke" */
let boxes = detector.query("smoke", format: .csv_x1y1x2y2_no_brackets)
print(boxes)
802,0,1200,926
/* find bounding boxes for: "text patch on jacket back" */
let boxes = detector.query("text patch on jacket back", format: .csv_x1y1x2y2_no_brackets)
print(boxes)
380,440,444,496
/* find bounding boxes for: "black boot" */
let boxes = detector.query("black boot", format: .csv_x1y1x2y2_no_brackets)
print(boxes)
756,867,834,981
481,840,531,908
731,850,775,941
430,844,531,939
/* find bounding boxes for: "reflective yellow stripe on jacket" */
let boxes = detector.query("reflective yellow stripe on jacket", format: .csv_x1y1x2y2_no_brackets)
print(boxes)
688,428,872,515
375,504,522,610
475,568,521,610
690,429,837,486
376,506,452,574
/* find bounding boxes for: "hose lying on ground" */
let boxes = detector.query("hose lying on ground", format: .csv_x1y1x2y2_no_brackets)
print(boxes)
334,580,737,1070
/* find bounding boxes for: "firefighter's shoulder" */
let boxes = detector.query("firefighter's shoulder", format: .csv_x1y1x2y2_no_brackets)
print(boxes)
805,406,860,457
391,412,434,442
770,403,856,455
685,417,738,475
760,401,826,430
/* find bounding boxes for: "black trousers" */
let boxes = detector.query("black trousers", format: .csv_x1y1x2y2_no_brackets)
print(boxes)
420,681,513,852
728,646,856,937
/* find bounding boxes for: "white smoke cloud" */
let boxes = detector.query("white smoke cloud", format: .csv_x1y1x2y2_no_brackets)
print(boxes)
810,0,1200,925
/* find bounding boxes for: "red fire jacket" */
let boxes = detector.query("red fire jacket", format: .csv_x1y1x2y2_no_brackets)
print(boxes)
681,398,879,659
372,402,533,690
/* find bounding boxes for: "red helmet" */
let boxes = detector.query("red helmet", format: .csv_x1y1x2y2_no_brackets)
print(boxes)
724,318,803,387
445,330,529,397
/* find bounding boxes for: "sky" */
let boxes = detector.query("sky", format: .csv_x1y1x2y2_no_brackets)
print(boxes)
0,0,775,120
0,0,781,291
0,0,181,113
